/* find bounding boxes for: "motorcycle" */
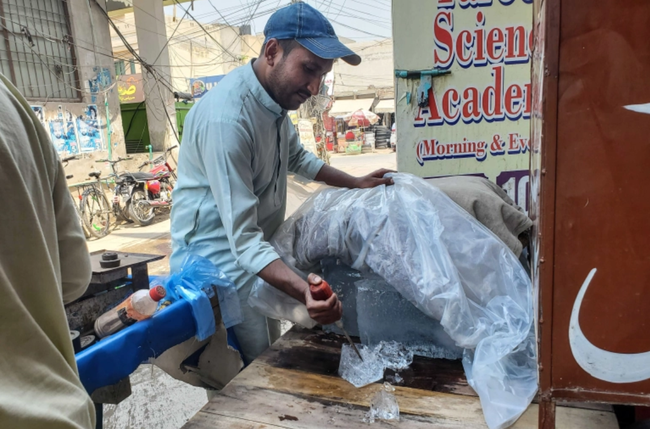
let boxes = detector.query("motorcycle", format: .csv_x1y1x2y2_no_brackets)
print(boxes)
95,157,141,225
127,145,178,226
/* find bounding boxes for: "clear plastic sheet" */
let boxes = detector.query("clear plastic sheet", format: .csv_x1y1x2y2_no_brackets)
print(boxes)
248,173,537,429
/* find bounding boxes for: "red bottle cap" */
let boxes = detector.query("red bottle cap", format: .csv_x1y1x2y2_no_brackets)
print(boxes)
149,285,167,302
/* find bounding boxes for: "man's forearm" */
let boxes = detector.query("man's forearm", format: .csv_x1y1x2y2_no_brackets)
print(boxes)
257,259,309,304
314,164,359,188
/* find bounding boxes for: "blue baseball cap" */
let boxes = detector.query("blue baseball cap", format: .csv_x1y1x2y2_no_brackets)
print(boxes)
263,2,361,66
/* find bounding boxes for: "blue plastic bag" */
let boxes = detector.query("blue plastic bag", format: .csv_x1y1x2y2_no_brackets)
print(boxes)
161,254,243,340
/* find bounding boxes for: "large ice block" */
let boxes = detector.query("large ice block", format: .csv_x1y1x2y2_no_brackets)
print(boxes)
356,278,464,360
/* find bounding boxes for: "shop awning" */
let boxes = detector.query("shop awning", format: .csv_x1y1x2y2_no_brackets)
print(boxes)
330,98,374,116
374,99,395,113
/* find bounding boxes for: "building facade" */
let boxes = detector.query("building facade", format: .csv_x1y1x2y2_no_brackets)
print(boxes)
0,0,127,177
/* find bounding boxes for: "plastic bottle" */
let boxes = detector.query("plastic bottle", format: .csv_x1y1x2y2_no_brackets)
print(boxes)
94,286,166,339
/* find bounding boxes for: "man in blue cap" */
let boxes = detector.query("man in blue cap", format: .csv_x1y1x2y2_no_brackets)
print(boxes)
170,2,392,366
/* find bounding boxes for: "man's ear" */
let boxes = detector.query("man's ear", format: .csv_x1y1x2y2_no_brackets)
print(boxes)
264,39,281,66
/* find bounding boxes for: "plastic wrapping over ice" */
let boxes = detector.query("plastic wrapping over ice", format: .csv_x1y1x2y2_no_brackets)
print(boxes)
339,341,414,388
249,173,537,429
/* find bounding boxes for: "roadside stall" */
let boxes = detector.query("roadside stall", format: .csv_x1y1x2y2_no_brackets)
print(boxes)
330,98,375,154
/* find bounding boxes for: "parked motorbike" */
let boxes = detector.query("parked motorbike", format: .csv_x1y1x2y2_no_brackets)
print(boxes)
128,145,178,226
94,157,139,225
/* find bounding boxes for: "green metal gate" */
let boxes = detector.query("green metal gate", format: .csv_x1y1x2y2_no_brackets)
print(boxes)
120,102,194,153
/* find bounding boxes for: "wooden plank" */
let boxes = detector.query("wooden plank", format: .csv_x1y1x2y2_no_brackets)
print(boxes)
215,361,617,429
183,411,289,429
187,385,468,429
225,361,485,426
262,327,474,396
265,328,614,409
184,325,617,429
188,367,617,429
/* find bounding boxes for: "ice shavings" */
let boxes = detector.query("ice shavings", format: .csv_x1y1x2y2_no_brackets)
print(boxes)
338,344,385,388
363,382,400,423
339,341,414,388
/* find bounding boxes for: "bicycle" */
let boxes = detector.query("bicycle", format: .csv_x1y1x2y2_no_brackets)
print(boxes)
62,155,113,239
80,170,112,238
62,155,91,239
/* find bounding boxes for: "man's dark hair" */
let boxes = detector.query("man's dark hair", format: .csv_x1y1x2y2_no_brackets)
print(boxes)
259,39,299,58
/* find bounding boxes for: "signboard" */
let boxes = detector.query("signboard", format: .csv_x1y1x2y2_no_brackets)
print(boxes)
297,119,318,156
288,110,299,126
320,71,334,97
189,74,225,99
394,0,532,211
117,74,145,103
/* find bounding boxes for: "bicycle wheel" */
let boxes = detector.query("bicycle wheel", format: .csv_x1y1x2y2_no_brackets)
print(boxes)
69,192,91,238
127,188,155,226
81,187,112,238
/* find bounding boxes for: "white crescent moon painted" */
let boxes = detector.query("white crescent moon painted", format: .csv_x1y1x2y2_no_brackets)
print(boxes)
624,103,650,115
569,268,650,383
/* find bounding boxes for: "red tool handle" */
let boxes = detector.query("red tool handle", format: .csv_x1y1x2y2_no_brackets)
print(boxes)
309,279,333,301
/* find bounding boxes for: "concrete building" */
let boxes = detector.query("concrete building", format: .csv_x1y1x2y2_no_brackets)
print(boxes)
0,0,127,178
330,38,395,119
327,38,395,131
108,5,268,153
110,11,245,95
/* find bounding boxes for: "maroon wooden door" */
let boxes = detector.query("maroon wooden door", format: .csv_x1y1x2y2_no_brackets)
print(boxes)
532,0,650,427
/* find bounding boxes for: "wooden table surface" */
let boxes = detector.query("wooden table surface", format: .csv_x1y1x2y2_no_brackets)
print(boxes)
182,326,618,429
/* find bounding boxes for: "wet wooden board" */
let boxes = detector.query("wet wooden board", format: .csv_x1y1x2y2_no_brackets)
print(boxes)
183,326,619,429
257,327,474,396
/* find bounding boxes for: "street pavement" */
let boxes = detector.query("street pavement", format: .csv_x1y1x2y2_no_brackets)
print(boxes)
99,150,396,429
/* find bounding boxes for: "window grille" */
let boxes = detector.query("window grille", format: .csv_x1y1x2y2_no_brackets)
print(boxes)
0,0,81,100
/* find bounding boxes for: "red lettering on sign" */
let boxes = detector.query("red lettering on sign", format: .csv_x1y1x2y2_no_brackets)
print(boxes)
482,65,504,120
504,83,523,119
427,88,444,125
456,30,473,66
433,11,531,68
487,28,505,63
442,88,461,123
462,87,481,122
413,66,531,127
434,11,454,68
474,12,487,65
505,25,527,63
507,132,530,154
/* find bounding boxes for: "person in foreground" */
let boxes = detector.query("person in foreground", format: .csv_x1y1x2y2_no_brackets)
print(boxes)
0,72,94,428
170,2,393,365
